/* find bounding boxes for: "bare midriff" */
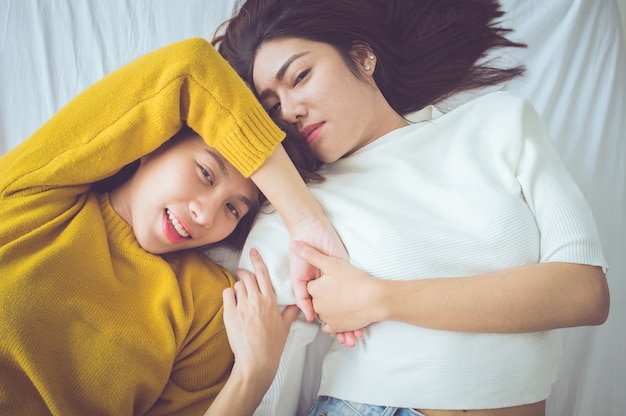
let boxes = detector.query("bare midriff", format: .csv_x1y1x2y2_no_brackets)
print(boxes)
417,400,546,416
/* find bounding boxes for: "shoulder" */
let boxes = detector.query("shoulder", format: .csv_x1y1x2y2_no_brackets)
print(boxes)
462,91,530,113
443,91,540,135
158,37,214,56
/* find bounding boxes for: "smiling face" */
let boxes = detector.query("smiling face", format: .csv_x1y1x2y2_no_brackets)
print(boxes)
109,130,258,254
252,37,407,164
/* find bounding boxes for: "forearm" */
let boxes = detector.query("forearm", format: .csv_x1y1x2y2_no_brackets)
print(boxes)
375,262,609,333
250,145,325,230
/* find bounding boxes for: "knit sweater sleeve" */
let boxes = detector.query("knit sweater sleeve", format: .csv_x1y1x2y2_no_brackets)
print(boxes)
0,38,284,246
0,37,283,194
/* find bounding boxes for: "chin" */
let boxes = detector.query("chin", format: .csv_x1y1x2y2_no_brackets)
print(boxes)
315,151,340,164
137,239,166,255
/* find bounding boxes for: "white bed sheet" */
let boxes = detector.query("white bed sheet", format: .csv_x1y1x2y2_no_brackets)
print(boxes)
0,1,624,415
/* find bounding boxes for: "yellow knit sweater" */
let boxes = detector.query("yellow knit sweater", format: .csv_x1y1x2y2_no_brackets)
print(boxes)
0,38,285,415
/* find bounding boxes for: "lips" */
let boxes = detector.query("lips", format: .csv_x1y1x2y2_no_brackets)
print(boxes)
164,209,191,242
301,123,324,144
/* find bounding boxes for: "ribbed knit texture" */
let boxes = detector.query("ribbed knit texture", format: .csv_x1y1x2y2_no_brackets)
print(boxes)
241,92,607,414
0,38,284,415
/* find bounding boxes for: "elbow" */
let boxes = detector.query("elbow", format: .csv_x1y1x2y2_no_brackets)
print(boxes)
591,288,610,326
584,267,610,326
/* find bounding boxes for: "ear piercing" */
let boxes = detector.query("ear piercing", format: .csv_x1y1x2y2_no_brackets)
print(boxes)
364,53,375,70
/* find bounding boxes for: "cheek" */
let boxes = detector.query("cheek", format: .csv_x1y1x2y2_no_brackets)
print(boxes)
153,164,199,195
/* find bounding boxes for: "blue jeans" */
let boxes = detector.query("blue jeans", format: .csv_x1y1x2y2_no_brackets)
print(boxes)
306,396,427,416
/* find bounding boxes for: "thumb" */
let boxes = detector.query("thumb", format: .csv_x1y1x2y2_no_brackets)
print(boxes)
290,240,328,269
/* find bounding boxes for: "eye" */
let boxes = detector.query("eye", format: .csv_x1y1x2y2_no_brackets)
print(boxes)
294,69,310,86
267,101,281,117
200,166,214,185
226,202,240,219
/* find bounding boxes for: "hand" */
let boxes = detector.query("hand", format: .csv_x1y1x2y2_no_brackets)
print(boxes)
222,248,300,389
288,213,349,323
291,241,374,346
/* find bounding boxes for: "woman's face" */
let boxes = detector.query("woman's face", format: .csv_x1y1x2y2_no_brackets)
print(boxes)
252,38,382,163
111,133,258,254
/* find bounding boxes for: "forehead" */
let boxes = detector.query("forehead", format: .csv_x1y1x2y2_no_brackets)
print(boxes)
175,134,257,195
253,38,335,84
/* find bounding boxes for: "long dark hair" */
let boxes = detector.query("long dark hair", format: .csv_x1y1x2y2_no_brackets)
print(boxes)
213,0,525,177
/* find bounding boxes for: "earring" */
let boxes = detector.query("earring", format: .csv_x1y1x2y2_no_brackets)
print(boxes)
368,53,375,60
364,64,371,71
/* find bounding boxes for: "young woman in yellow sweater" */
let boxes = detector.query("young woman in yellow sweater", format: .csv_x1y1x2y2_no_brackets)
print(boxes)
0,37,343,415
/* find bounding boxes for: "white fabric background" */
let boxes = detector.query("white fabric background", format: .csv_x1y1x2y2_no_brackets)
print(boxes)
0,1,624,414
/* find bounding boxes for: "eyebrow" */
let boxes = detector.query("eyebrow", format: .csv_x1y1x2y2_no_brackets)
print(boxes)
206,149,254,211
257,51,310,103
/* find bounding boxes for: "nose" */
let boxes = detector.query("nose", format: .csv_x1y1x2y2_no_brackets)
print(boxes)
280,93,306,124
189,197,218,228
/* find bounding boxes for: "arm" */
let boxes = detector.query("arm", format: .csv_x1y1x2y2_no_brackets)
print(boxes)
204,249,299,416
0,38,284,192
0,38,285,246
250,147,349,322
0,36,347,299
295,242,609,334
293,95,609,335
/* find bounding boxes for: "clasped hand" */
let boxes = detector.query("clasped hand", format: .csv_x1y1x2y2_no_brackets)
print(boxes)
291,240,378,347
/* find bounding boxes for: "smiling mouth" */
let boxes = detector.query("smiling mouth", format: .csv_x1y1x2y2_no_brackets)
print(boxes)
166,209,191,239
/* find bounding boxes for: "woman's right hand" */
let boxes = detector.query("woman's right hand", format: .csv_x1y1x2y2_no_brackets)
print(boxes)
206,248,299,416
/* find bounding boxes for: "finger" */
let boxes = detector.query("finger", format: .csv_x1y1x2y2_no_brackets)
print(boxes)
354,328,364,339
296,297,315,322
293,282,315,322
307,276,320,298
232,279,248,302
335,332,346,345
290,240,328,270
343,332,357,348
235,269,258,299
248,248,273,296
222,287,236,320
282,304,300,326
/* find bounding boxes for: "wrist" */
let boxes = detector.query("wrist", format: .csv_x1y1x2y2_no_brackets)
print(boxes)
373,279,420,324
229,361,274,399
284,203,326,234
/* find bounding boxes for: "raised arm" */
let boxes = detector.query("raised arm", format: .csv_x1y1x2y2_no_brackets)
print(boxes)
0,36,347,306
250,147,349,320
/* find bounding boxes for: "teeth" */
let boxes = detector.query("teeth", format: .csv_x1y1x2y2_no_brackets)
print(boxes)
167,210,190,238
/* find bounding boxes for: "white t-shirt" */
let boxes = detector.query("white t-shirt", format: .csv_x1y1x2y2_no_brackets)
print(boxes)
240,92,607,414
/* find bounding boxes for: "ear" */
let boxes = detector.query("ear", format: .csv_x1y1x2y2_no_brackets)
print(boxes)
350,42,377,76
